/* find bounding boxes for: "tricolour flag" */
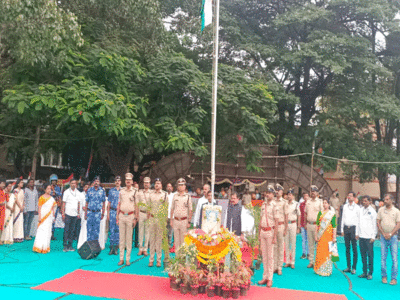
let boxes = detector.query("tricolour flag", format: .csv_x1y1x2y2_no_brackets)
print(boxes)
201,0,212,31
62,173,74,185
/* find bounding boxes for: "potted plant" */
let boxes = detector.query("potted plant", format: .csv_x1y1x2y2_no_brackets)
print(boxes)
196,269,207,294
165,257,181,290
231,275,241,299
189,269,200,296
206,272,217,297
236,264,252,296
220,272,233,299
179,265,191,294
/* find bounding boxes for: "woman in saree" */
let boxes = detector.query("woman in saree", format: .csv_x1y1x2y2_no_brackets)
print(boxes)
314,198,337,276
33,183,57,254
13,179,25,243
1,182,15,245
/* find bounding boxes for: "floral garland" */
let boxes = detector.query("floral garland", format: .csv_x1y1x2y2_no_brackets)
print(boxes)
184,228,242,265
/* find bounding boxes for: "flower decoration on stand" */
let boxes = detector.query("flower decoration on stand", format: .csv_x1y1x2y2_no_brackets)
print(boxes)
167,228,253,298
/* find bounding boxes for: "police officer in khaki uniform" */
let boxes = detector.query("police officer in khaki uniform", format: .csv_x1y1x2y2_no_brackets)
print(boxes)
273,183,288,275
284,188,300,269
305,185,322,268
116,173,138,266
258,185,277,287
137,177,152,256
148,178,168,267
170,178,192,251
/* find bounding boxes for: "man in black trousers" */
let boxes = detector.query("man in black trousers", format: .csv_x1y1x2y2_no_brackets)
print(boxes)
356,195,377,280
341,192,360,274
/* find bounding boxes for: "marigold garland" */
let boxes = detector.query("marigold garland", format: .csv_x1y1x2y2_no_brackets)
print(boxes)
184,230,242,265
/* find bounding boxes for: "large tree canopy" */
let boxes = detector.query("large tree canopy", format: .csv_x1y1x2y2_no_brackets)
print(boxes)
2,0,400,199
0,0,277,179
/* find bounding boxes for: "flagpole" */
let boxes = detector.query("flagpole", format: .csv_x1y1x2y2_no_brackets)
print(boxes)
210,0,220,205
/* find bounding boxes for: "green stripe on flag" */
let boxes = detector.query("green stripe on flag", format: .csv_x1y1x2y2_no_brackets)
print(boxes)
201,0,206,32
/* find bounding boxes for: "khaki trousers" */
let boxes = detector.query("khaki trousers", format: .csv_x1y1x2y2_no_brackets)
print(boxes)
173,219,188,251
273,224,285,271
285,222,297,265
260,229,274,281
139,211,150,252
149,217,162,264
307,223,317,262
119,214,134,261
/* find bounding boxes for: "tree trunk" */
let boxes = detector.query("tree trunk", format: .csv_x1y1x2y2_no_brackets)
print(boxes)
31,125,41,180
100,145,135,181
378,168,387,200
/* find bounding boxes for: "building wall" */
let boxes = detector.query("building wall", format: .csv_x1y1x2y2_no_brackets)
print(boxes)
324,163,382,200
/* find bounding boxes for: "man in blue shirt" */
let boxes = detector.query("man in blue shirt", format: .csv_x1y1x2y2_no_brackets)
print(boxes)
85,176,106,242
107,176,122,255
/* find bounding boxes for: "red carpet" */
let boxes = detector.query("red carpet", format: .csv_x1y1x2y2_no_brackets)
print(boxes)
33,270,347,300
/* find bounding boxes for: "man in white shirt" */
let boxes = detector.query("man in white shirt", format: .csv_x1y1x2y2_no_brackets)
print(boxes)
62,179,81,252
341,191,360,274
356,195,377,280
166,183,175,247
193,184,210,228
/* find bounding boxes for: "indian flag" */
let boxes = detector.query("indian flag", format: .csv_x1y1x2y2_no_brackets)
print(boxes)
201,0,212,31
62,173,74,186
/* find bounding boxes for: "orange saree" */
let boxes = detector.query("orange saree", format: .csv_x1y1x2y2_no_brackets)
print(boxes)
314,209,337,276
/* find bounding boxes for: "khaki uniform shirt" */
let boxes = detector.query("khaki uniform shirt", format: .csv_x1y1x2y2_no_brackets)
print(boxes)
137,189,152,213
275,197,287,223
260,201,277,228
287,200,300,222
305,197,322,223
119,186,137,213
330,197,340,214
377,206,400,233
171,193,192,219
149,190,168,216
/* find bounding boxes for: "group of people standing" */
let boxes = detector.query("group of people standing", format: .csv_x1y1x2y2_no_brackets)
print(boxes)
2,174,400,289
339,192,400,285
0,178,36,246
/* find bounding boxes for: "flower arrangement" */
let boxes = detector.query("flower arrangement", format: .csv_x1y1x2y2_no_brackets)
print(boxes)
184,228,242,265
168,228,253,297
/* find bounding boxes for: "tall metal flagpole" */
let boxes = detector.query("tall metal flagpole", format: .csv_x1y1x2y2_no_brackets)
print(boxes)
211,0,220,204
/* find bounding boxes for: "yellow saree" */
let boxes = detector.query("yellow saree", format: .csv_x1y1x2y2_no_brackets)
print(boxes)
314,209,337,276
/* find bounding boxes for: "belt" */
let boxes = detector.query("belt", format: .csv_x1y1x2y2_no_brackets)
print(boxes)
149,213,155,218
174,217,188,221
288,220,296,224
120,210,135,216
110,207,117,211
139,210,147,213
261,226,275,232
344,225,355,228
277,221,285,225
88,209,101,213
308,221,317,225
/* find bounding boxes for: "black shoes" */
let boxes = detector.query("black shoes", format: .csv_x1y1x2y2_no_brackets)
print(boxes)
351,269,356,275
300,254,307,259
343,268,351,273
358,274,367,278
109,245,118,255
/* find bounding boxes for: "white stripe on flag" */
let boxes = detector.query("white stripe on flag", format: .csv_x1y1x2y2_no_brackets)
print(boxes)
204,0,212,28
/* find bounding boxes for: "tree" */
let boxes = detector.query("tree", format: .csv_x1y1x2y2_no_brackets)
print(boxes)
1,0,278,180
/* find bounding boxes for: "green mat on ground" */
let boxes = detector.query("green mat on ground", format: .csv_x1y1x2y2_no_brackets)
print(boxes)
0,228,397,300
